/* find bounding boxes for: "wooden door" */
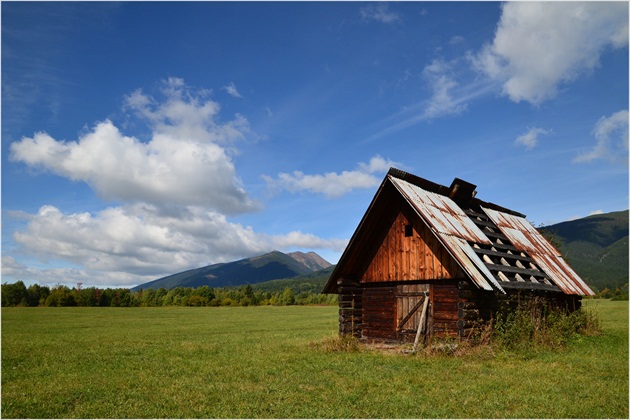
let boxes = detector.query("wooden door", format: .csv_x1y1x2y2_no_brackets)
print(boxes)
396,284,430,338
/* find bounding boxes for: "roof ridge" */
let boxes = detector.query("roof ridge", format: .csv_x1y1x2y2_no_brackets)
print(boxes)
387,167,450,195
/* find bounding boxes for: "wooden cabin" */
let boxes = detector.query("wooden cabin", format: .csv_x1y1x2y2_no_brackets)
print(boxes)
322,168,594,342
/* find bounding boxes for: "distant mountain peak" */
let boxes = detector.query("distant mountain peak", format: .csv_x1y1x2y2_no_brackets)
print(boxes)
131,250,331,292
287,251,332,272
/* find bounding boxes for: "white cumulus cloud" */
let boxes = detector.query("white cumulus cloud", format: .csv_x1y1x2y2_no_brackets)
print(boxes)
472,2,628,105
574,109,629,165
263,156,398,198
11,79,256,215
8,203,346,287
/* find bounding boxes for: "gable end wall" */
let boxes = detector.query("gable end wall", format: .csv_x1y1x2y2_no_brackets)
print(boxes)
360,209,462,283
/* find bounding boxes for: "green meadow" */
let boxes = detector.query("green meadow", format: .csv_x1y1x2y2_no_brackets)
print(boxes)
2,301,628,418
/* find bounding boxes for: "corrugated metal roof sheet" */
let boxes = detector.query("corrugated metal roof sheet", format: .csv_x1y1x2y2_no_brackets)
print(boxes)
391,177,491,244
482,207,595,296
391,177,505,293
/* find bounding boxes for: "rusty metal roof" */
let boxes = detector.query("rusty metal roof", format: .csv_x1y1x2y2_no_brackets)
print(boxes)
323,168,594,296
391,176,505,293
482,207,595,296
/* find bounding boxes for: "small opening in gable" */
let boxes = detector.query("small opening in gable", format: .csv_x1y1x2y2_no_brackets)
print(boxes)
404,224,413,237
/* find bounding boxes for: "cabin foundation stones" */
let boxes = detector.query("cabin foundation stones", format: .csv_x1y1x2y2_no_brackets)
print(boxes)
324,168,594,345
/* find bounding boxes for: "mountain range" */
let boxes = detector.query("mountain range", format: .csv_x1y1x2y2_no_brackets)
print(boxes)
133,209,628,294
131,250,331,292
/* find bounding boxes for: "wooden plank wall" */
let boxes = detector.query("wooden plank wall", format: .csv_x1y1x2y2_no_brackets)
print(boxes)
361,210,460,283
396,283,430,341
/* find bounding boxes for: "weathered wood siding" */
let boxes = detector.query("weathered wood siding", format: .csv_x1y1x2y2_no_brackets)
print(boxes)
396,283,430,341
361,285,397,340
338,279,362,337
361,210,461,283
430,280,460,337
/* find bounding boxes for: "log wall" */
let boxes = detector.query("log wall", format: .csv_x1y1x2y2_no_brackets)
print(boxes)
338,279,362,338
429,280,460,338
361,285,397,340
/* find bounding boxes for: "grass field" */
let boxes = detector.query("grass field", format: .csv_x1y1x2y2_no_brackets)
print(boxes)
2,301,628,418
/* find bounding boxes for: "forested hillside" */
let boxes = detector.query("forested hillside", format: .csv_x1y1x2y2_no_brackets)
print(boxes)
540,210,628,292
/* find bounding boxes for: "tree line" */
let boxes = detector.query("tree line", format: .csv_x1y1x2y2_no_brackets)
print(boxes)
1,281,338,307
593,284,628,300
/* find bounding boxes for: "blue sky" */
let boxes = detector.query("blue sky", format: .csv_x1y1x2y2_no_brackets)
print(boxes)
2,1,628,289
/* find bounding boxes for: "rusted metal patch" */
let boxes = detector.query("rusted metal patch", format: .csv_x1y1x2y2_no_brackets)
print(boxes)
439,235,493,291
391,177,504,293
391,177,491,244
482,207,594,296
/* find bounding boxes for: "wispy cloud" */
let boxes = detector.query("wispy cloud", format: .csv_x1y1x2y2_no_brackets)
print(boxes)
449,35,465,46
223,82,242,98
365,70,496,142
360,3,400,24
1,3,120,138
422,59,468,119
263,156,398,198
471,2,628,105
574,110,629,166
515,127,551,150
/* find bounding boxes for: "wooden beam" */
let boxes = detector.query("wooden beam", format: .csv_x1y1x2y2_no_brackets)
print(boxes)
486,263,550,279
412,292,430,352
483,230,510,242
472,247,533,263
500,281,562,293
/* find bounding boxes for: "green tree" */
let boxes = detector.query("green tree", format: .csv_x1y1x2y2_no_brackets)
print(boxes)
280,287,295,305
1,281,28,306
27,284,50,306
112,289,133,307
186,295,209,306
99,288,113,306
141,289,156,306
45,285,76,307
75,287,98,306
599,288,612,299
193,286,215,301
